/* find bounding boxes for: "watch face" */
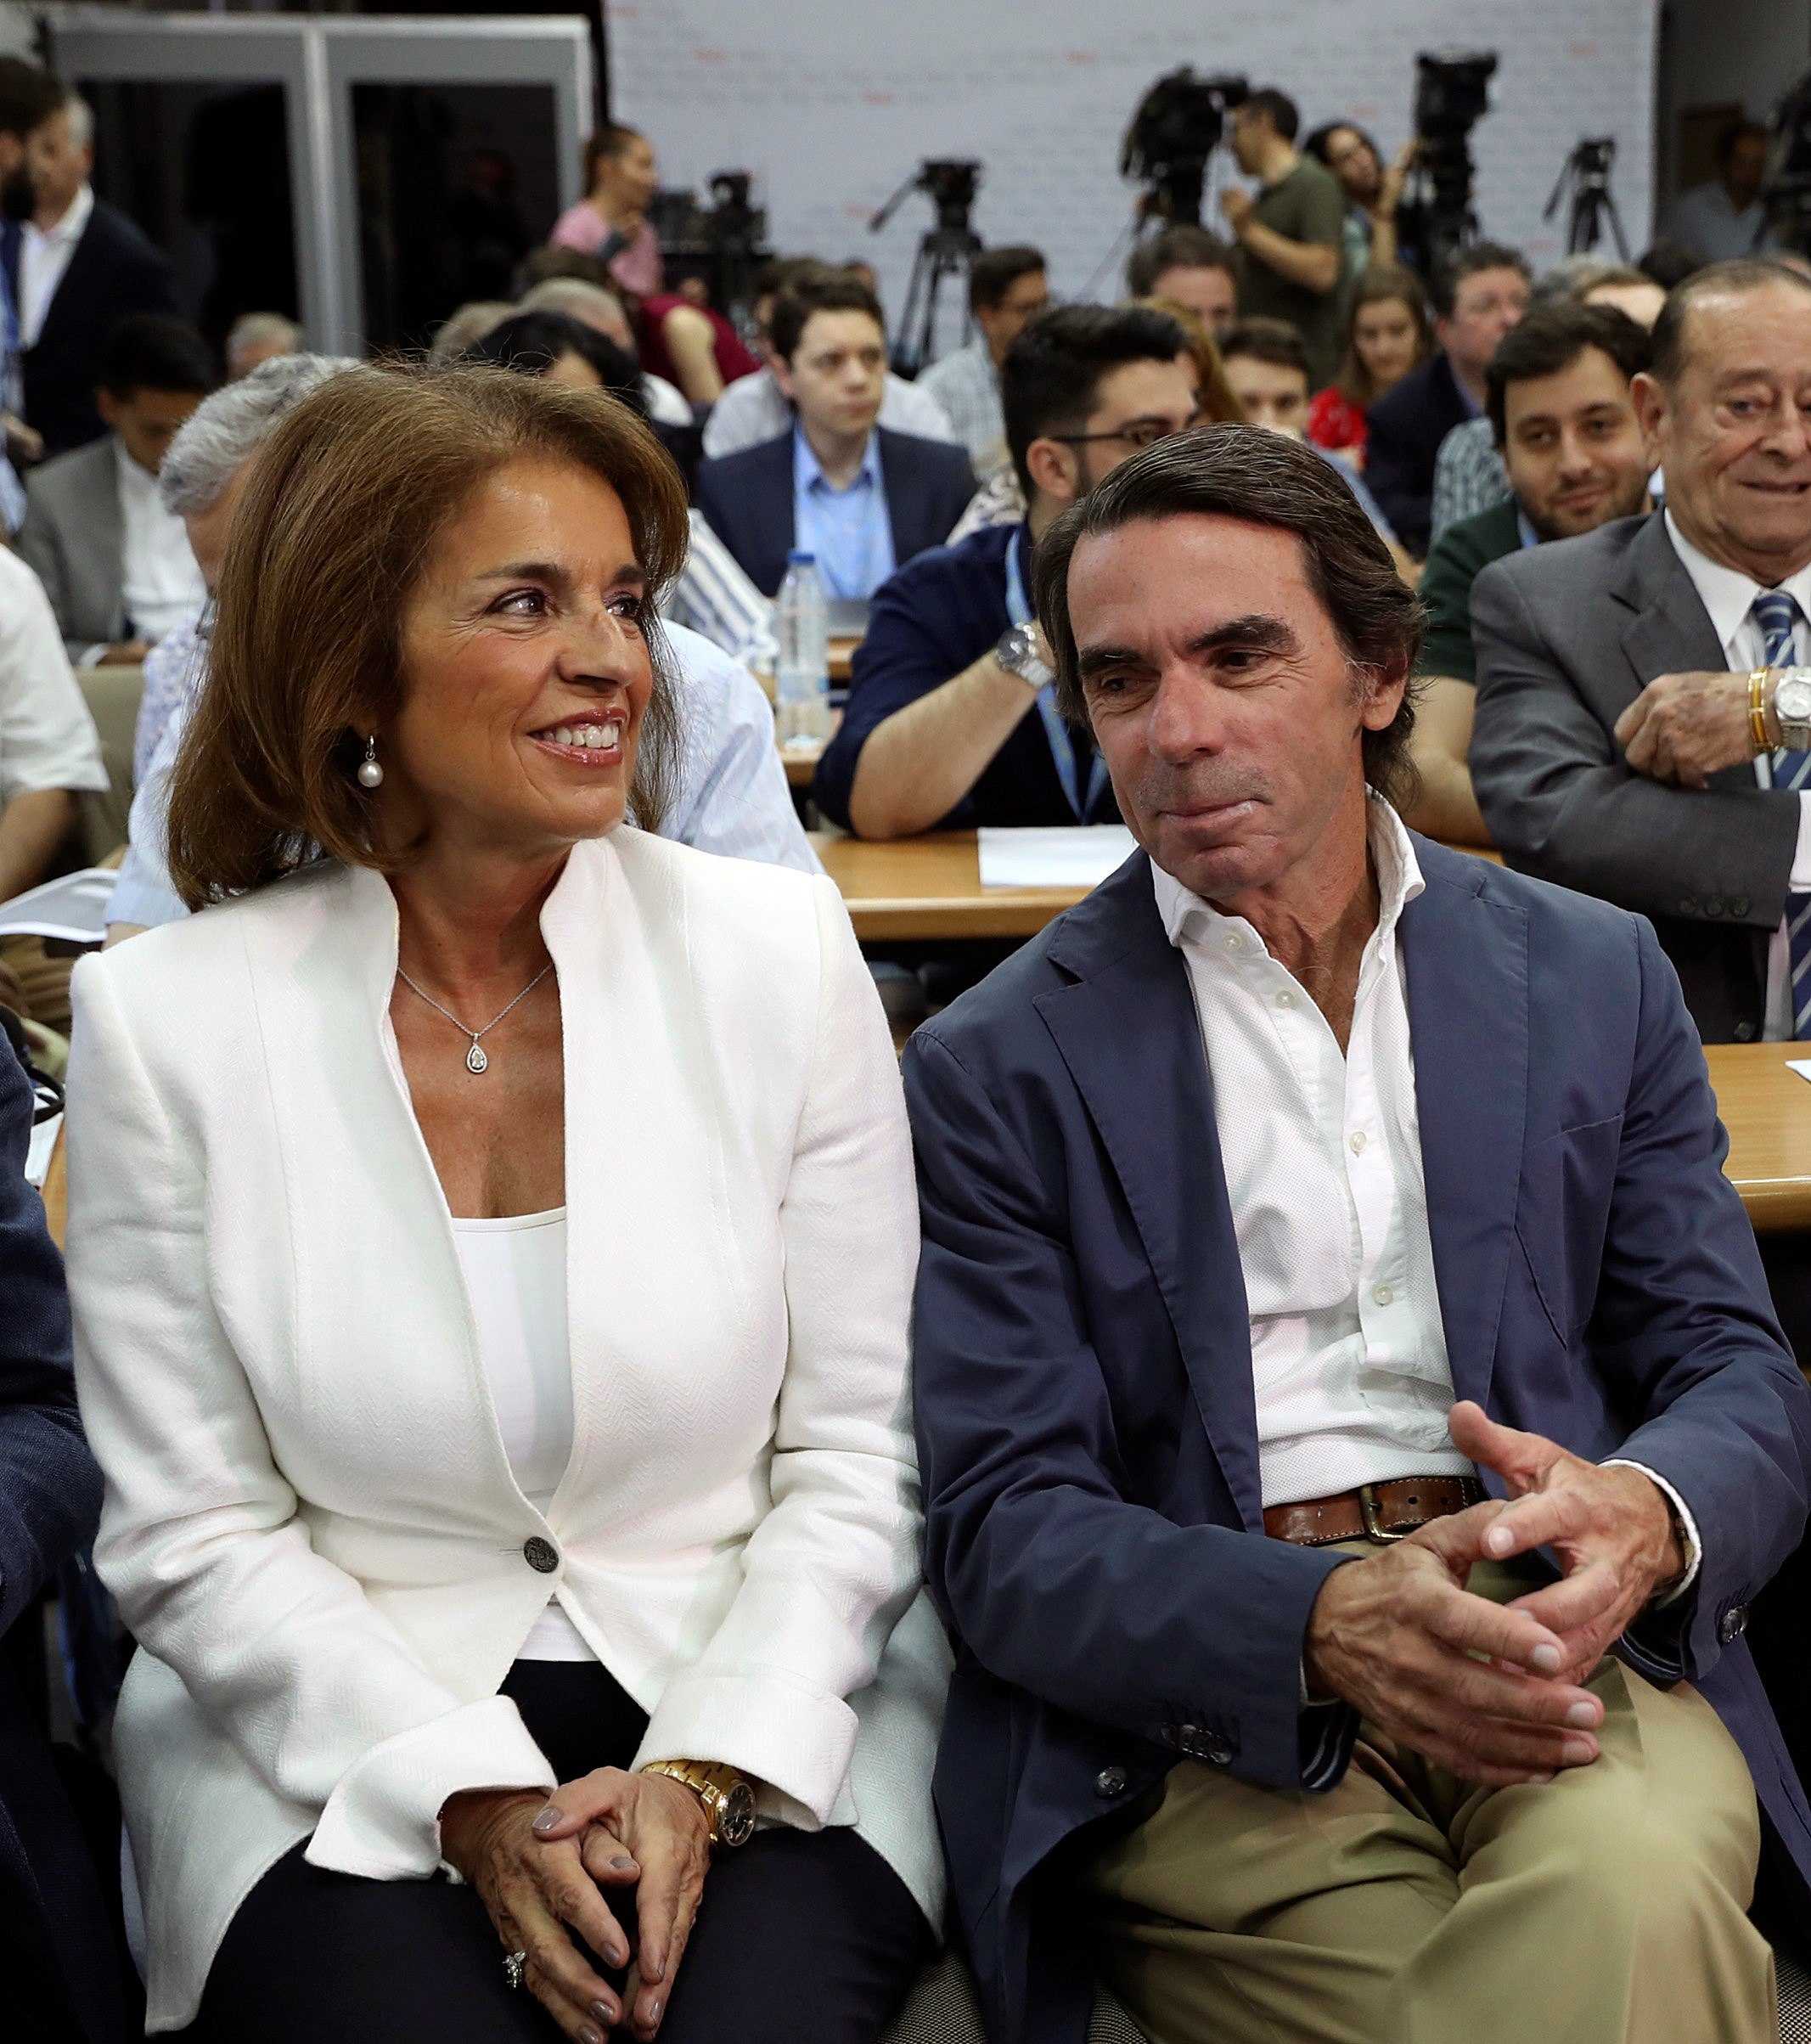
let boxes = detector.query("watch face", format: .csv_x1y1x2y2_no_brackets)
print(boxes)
718,1781,758,1850
1777,673,1811,724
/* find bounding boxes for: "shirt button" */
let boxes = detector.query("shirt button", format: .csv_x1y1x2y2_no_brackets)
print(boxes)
1095,1765,1129,1798
1349,1130,1368,1154
1275,990,1296,1009
1372,1283,1394,1306
523,1536,560,1574
1223,933,1241,951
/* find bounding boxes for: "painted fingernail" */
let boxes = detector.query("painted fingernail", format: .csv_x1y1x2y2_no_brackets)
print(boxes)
1529,1644,1561,1672
593,2001,618,2026
531,1805,562,1835
648,1999,663,2029
579,2028,604,2044
606,1943,628,1969
1562,1737,1594,1765
1566,1700,1598,1727
610,1854,637,1872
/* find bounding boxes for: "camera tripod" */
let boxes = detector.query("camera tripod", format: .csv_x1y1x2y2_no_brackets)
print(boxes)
1544,137,1629,258
869,162,982,375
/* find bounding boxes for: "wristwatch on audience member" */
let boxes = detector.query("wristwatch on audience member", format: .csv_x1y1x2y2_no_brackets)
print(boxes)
994,622,1055,694
1773,667,1811,751
638,1759,758,1849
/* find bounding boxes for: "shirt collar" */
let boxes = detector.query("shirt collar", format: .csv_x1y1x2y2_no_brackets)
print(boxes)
793,424,880,494
31,182,92,248
114,434,160,498
1663,506,1811,653
1151,793,1426,955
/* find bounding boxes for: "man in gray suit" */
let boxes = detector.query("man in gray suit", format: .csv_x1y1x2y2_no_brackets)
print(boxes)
18,312,213,666
1470,258,1811,1047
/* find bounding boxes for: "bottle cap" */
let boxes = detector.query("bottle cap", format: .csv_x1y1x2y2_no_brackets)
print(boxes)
786,549,817,565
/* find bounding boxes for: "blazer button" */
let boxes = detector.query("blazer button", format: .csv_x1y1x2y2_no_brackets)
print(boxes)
1701,898,1724,918
1095,1766,1128,1799
1678,898,1699,917
1731,898,1752,917
1735,1022,1758,1042
523,1535,560,1574
1718,1605,1748,1645
1204,1738,1234,1767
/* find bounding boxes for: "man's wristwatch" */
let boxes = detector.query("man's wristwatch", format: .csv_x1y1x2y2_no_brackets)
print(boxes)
994,622,1054,694
638,1759,758,1849
1774,667,1811,750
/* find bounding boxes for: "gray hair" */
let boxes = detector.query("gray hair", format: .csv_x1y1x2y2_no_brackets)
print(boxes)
426,300,512,366
159,352,357,516
226,311,301,364
63,92,93,151
519,276,630,329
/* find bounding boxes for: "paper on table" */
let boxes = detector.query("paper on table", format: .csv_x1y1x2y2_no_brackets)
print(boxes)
1789,1060,1811,1085
977,825,1137,890
0,867,119,944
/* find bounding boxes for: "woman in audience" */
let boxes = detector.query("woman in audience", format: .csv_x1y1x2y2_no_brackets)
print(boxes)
1305,262,1431,464
62,363,944,2044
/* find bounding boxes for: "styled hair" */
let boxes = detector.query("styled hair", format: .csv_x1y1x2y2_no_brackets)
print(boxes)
0,59,59,143
1125,223,1235,298
1219,316,1310,381
1002,302,1187,498
969,244,1045,314
1137,296,1245,424
1430,240,1530,319
1335,263,1432,407
1648,256,1811,383
581,122,645,191
518,275,633,335
226,311,300,365
768,271,886,362
1486,301,1651,442
1031,424,1423,803
464,308,645,413
1242,87,1300,143
160,352,357,517
165,363,689,908
97,314,217,399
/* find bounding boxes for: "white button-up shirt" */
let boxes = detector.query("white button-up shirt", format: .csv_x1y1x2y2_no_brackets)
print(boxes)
115,440,204,648
19,183,93,349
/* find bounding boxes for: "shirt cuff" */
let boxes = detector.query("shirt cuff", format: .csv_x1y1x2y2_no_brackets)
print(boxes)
1791,792,1811,892
1602,1460,1701,1605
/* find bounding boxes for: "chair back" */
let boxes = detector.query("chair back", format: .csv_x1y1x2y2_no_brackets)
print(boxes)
75,662,144,864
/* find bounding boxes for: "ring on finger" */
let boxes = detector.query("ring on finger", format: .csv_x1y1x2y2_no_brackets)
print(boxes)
503,1949,528,1991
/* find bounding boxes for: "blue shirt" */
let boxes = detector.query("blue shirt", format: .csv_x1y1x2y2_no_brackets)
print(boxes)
792,426,896,600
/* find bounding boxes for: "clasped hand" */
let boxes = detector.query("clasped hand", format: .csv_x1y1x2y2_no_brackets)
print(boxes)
1614,669,1758,787
440,1765,711,2040
1302,1402,1682,1786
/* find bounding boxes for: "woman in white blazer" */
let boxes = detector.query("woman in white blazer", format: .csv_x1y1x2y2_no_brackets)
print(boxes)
62,364,948,2043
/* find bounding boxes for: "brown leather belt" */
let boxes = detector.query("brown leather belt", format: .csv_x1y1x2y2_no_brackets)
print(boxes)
1263,1476,1485,1548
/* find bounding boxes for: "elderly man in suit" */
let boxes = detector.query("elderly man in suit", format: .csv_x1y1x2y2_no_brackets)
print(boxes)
906,424,1811,2044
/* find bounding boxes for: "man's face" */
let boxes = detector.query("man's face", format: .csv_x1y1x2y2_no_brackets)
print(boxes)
1637,281,1811,580
975,268,1049,363
1439,265,1528,381
599,133,658,215
1501,346,1652,542
96,386,204,476
773,309,887,442
1036,357,1200,508
1322,127,1381,206
1229,105,1271,177
24,106,88,223
1224,355,1309,436
1151,262,1237,337
1724,132,1769,211
1070,513,1402,904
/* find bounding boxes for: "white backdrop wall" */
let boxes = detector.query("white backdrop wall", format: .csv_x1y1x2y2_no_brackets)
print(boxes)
607,0,1660,352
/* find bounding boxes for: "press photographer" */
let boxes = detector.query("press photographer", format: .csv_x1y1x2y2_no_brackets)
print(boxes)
1218,87,1347,386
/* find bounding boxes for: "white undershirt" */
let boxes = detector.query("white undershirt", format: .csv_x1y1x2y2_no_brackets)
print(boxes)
452,1208,596,1662
20,183,93,348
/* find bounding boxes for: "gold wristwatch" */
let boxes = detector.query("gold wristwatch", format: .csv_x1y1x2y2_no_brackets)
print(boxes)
639,1759,758,1849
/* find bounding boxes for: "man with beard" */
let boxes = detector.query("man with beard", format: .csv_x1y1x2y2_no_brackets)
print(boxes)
1404,299,1654,843
0,59,57,508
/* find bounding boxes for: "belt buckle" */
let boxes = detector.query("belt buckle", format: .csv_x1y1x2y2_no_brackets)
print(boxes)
1358,1483,1413,1542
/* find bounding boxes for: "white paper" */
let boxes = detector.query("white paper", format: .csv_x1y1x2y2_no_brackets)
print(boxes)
977,826,1136,891
1788,1060,1811,1086
0,867,118,944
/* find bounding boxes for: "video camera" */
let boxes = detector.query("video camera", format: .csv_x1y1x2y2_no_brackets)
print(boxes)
1398,49,1498,278
1121,67,1251,225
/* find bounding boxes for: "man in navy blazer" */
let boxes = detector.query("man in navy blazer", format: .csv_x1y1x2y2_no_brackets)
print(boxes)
0,1023,135,2041
693,269,974,599
906,426,1811,2043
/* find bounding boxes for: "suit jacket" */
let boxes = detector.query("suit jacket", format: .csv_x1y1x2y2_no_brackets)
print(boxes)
0,1037,132,2042
64,830,949,2028
1469,510,1797,1044
904,840,1811,2044
17,436,125,662
693,425,977,598
1364,352,1474,557
7,200,180,458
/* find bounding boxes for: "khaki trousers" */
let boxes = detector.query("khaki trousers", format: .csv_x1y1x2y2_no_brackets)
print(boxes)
1083,1545,1776,2044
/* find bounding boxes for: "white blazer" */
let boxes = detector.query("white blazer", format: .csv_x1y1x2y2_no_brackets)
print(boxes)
63,828,950,2031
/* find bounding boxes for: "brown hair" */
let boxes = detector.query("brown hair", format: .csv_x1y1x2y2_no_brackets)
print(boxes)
1032,423,1424,805
165,362,690,909
581,122,645,193
1334,263,1432,408
1137,296,1246,425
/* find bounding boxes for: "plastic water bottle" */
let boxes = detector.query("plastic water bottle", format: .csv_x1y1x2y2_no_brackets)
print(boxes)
774,550,832,748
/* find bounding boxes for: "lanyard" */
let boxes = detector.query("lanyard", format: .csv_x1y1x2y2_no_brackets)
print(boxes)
1005,532,1111,823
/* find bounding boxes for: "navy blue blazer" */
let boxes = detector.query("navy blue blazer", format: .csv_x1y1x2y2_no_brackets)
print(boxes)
692,425,976,598
0,1037,132,2041
905,838,1811,2044
1364,352,1472,558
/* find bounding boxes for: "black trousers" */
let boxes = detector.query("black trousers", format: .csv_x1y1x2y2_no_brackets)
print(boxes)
183,1660,930,2044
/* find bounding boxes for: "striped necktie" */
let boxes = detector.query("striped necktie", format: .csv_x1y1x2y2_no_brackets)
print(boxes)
1752,590,1811,1035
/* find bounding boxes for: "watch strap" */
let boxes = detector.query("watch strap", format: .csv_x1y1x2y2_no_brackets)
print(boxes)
639,1758,752,1846
1752,667,1773,755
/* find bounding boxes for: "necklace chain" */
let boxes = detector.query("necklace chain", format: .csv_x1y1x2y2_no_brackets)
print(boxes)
396,961,553,1075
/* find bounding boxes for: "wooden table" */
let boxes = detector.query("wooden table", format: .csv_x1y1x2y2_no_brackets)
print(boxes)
1706,1043,1811,1231
811,830,1095,941
829,634,858,684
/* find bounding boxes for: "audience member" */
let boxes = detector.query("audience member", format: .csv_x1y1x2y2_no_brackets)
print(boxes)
0,60,58,470
1569,261,1667,331
1125,224,1239,337
1406,301,1653,846
1305,263,1431,462
1303,120,1412,276
515,275,692,425
224,310,298,378
1366,241,1528,555
701,257,954,458
694,271,974,599
1639,237,1708,292
9,86,179,455
1221,88,1346,386
19,313,213,667
428,297,513,366
1665,118,1778,263
464,307,641,393
547,122,665,296
906,421,1808,2044
64,362,945,2043
0,1033,136,2042
813,302,1191,837
917,244,1048,476
633,273,760,408
1469,257,1811,1046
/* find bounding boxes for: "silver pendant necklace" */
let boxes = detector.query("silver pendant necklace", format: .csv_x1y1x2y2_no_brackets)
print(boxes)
396,961,553,1074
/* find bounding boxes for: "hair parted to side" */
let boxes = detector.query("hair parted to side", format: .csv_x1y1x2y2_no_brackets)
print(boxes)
1032,424,1425,805
165,362,690,910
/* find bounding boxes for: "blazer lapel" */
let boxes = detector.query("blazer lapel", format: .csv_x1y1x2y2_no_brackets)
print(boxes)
1400,842,1531,1412
1613,514,1743,780
878,429,916,574
1038,859,1264,1531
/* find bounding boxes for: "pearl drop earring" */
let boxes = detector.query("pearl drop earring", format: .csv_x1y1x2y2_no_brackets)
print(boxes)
357,735,384,789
